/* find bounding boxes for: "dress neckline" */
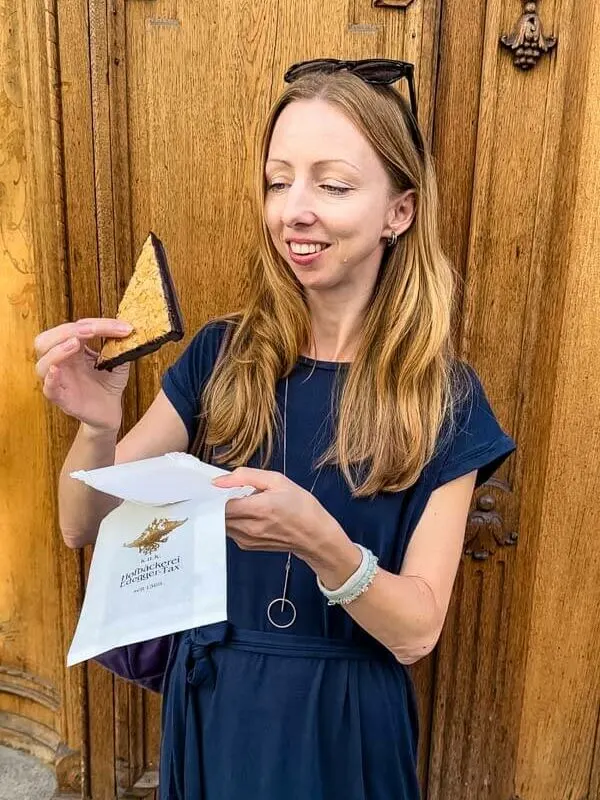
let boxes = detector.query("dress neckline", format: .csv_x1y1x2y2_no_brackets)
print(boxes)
297,355,351,371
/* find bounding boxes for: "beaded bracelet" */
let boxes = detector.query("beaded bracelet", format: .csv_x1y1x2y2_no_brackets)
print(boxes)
316,544,379,606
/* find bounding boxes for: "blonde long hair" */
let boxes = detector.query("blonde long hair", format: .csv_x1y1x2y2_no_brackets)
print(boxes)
198,72,466,496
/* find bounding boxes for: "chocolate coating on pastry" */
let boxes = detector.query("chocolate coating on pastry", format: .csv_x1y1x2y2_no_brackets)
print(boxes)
96,232,184,371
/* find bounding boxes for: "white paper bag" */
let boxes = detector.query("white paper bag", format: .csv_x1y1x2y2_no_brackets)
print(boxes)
66,453,254,666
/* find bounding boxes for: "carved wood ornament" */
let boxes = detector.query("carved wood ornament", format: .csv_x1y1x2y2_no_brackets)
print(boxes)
501,1,557,70
464,484,518,561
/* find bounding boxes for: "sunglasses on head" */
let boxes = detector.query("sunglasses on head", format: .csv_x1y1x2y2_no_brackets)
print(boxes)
283,58,424,156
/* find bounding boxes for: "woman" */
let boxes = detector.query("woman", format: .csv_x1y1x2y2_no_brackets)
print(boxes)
35,60,516,799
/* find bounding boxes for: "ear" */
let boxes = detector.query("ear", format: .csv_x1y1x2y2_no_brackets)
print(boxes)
384,189,416,239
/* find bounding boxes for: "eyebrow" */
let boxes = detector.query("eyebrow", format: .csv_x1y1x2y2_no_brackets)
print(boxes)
266,158,361,173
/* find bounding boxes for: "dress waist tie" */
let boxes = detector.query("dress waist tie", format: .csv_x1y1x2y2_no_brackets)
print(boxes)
159,622,394,800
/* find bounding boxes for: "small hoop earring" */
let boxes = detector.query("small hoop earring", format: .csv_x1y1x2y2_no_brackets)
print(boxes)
387,231,398,248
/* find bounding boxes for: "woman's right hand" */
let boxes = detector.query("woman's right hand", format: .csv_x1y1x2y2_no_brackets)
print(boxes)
34,318,135,433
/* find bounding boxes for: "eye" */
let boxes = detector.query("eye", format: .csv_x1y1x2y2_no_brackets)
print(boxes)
321,184,352,196
266,182,288,193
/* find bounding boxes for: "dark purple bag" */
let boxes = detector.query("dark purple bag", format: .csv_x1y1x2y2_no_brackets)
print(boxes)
94,635,177,693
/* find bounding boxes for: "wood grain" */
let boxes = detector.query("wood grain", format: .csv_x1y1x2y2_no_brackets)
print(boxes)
514,0,600,795
1,0,86,795
3,0,600,797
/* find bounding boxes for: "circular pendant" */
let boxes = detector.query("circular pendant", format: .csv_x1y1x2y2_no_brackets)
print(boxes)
267,598,297,629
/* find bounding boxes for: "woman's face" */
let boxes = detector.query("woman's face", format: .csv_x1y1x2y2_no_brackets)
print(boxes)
264,98,411,295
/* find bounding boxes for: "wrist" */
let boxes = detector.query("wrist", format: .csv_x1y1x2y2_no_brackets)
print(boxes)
302,524,362,590
316,544,379,606
80,421,120,442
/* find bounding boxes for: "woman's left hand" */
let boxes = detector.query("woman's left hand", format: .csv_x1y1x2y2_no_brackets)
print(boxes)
211,467,347,565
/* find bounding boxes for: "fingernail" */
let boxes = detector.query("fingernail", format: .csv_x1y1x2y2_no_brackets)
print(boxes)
76,323,94,335
63,337,78,351
116,322,133,333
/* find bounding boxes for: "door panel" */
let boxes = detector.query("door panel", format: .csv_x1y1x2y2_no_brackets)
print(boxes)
98,1,443,794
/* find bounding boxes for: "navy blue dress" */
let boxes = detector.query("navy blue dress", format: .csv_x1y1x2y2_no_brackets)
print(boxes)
153,321,515,799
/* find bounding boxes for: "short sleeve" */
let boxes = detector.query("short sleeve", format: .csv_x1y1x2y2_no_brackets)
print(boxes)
434,365,516,490
161,320,229,443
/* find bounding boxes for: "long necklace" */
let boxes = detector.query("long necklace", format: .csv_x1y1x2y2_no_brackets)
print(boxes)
266,375,322,629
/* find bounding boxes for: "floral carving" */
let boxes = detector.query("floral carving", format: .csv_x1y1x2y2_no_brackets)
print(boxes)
501,1,557,70
8,280,36,317
465,486,518,561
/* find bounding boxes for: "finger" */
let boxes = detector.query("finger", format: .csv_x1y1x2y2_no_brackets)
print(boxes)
223,496,266,519
34,322,80,358
75,317,134,337
212,467,285,491
224,519,259,538
34,318,133,358
83,345,100,359
228,534,281,553
35,336,82,379
42,365,65,402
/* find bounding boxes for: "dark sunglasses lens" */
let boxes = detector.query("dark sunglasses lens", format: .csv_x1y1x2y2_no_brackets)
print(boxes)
353,61,410,84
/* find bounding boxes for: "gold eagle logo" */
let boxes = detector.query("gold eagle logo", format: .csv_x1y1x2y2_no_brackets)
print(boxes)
124,517,188,555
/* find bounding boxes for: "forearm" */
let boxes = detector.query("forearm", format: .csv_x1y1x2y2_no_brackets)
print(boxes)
58,423,122,548
342,568,441,664
302,527,442,665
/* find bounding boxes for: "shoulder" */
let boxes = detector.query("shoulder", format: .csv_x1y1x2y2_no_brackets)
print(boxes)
433,360,476,453
447,361,500,436
448,361,483,425
161,315,239,439
160,314,240,443
433,360,516,489
170,314,239,380
183,315,238,363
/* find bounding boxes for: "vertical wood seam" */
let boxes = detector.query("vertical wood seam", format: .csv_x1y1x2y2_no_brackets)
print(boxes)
458,0,502,357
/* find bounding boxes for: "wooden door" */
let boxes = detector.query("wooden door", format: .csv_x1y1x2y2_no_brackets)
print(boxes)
3,0,600,798
83,3,441,792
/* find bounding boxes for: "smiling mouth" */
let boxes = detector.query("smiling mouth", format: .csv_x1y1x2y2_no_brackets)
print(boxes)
287,242,330,255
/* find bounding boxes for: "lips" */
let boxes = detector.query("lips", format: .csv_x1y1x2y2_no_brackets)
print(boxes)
286,239,331,254
285,240,330,266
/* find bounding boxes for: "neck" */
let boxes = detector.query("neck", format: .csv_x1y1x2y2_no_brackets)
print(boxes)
302,283,373,362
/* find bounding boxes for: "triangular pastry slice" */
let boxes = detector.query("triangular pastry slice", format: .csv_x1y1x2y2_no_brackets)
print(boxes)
96,232,184,370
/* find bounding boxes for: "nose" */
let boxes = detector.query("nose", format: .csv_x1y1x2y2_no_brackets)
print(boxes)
280,182,317,228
